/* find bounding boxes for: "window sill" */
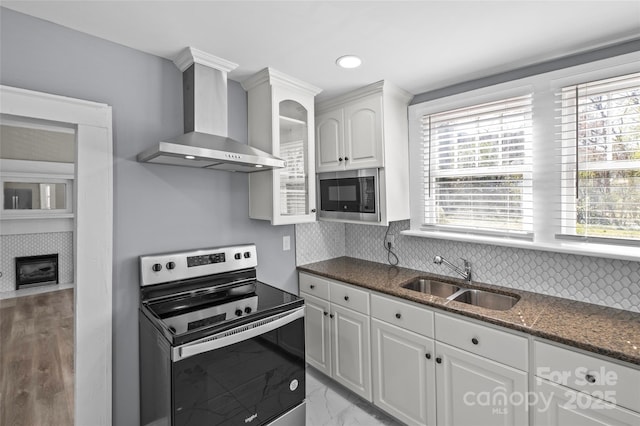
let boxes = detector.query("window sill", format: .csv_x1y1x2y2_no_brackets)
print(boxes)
401,229,640,262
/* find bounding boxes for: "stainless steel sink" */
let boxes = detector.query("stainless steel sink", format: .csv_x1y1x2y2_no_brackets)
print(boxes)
402,279,461,298
450,289,519,311
402,277,520,311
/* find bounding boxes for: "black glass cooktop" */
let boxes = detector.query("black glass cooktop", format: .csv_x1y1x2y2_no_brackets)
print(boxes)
141,277,303,346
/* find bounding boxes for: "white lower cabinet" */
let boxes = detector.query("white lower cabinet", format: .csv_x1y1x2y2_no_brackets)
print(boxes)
299,273,372,401
299,272,639,426
302,293,331,376
332,304,371,400
372,318,437,426
533,378,640,426
532,340,640,426
435,342,528,426
534,340,640,413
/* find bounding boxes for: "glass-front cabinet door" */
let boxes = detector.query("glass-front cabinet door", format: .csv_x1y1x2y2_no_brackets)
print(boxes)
243,68,321,225
278,100,311,219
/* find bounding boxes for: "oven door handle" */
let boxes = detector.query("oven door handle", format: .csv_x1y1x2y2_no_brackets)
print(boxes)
172,306,305,361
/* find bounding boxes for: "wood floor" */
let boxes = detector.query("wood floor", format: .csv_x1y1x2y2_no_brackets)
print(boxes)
0,288,74,425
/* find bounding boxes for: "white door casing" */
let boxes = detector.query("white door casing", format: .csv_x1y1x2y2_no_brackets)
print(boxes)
0,85,113,425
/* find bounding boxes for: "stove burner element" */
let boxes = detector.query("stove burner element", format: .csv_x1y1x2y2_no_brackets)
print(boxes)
138,244,303,345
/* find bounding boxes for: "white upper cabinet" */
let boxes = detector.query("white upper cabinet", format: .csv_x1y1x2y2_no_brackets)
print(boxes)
315,80,411,173
242,68,321,225
316,109,344,171
315,81,413,225
344,94,383,169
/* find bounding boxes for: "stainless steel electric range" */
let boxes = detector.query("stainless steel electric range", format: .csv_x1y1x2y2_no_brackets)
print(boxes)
138,244,306,426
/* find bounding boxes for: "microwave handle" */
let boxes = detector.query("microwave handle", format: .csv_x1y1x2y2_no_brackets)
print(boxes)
172,306,304,361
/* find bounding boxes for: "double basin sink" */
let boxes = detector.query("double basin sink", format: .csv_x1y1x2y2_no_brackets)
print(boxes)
402,278,519,311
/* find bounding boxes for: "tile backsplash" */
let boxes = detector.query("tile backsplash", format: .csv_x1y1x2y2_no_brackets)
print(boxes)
296,220,640,313
0,232,74,292
295,221,345,265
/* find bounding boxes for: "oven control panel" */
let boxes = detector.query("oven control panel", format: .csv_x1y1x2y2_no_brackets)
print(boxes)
140,244,258,286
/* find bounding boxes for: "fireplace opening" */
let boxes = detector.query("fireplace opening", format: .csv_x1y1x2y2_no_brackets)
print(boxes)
15,254,59,289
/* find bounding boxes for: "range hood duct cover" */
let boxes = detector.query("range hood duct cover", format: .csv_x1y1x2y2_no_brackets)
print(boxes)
137,48,285,172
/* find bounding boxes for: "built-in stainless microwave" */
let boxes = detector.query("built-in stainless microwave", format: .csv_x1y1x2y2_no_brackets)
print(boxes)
317,168,380,222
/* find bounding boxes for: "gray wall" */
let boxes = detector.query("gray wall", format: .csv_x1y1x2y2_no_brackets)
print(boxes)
1,8,298,425
411,37,640,104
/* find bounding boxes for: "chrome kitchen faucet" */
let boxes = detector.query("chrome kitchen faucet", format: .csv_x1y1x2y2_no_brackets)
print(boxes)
433,255,472,283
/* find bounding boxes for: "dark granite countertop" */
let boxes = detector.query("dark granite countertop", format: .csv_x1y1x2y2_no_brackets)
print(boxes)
297,256,640,366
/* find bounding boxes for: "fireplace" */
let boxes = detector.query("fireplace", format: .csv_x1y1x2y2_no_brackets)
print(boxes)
15,254,59,289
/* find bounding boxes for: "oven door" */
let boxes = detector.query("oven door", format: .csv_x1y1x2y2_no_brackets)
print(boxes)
171,307,305,426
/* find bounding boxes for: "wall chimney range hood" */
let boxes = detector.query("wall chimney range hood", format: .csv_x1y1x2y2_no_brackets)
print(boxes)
137,48,285,172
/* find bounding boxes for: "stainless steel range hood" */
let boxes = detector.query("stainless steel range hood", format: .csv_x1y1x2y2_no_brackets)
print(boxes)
137,48,285,172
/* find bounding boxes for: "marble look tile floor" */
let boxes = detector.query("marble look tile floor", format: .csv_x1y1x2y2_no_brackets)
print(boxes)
306,367,403,426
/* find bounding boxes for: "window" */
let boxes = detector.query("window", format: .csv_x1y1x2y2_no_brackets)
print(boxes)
420,95,533,236
408,54,640,260
558,73,640,241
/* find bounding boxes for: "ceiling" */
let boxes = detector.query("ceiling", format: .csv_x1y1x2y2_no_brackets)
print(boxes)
2,1,639,100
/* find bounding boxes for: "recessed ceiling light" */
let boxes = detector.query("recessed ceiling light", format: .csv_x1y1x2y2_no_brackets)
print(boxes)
184,155,195,160
255,164,263,168
336,55,362,69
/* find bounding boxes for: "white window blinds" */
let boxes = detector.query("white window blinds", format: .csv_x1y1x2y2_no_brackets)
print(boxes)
558,73,640,242
421,94,533,235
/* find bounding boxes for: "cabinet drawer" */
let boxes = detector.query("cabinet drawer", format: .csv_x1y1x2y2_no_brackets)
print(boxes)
534,340,640,412
299,273,330,300
330,281,369,315
371,293,434,338
435,313,528,371
533,378,640,426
